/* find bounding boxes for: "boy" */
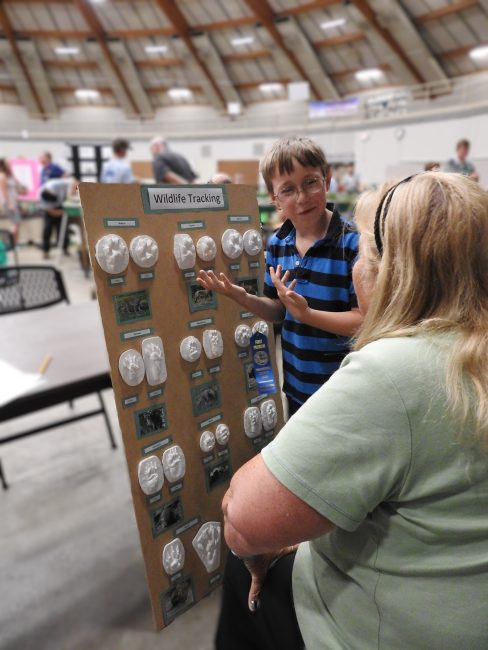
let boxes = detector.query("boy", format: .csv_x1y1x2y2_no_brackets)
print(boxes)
197,136,361,415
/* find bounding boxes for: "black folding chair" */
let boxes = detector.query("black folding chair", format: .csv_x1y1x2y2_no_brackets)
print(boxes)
0,229,19,265
0,265,69,315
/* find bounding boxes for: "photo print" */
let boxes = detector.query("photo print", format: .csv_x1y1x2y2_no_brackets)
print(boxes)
187,282,217,313
191,380,221,417
113,289,151,324
135,402,168,438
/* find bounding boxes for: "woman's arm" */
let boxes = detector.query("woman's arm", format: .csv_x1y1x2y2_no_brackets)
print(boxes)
223,453,335,557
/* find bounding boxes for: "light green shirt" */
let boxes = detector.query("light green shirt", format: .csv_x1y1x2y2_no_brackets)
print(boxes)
262,336,488,650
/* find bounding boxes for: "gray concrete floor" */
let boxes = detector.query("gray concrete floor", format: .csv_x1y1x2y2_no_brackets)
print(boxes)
0,236,221,650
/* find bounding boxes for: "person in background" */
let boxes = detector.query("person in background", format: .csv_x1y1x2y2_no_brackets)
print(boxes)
445,138,479,181
198,135,361,417
101,138,135,184
424,161,441,172
208,172,232,184
0,158,26,243
39,151,65,185
39,177,78,260
149,136,198,184
217,172,488,650
340,162,361,193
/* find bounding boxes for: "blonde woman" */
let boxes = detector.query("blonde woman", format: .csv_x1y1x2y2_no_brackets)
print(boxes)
217,172,488,650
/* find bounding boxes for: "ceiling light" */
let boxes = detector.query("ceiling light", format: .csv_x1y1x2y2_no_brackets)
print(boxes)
145,45,168,54
469,45,488,60
75,89,100,100
259,82,284,93
55,46,80,55
320,18,346,30
168,87,193,100
355,68,384,82
231,36,254,47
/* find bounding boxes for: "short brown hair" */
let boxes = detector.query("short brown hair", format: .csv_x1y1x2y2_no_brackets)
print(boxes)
456,139,470,150
259,135,328,194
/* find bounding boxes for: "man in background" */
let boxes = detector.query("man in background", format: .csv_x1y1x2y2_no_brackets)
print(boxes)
39,151,66,185
150,136,198,184
101,138,135,183
445,139,479,181
39,177,77,259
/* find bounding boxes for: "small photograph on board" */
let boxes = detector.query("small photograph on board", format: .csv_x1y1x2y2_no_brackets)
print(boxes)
205,459,232,492
113,289,152,324
244,362,257,392
191,380,221,417
135,403,168,439
187,282,217,313
161,576,195,625
236,277,260,296
150,496,184,537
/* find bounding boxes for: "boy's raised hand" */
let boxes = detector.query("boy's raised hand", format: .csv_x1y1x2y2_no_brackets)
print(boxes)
270,265,310,322
197,269,246,300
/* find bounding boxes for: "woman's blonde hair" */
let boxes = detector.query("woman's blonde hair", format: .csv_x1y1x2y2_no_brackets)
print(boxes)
355,172,488,443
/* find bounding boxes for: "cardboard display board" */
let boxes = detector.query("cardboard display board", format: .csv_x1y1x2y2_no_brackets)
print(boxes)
79,182,284,631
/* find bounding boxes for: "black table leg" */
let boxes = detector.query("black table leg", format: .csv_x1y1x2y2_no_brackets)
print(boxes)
98,392,117,449
0,458,9,490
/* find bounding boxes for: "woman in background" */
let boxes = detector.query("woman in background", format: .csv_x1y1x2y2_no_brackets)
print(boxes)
0,158,26,243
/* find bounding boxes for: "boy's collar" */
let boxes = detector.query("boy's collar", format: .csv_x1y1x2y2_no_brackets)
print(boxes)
275,204,343,242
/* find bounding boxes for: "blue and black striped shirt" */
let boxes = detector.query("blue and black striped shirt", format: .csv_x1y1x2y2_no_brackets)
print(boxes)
264,207,359,405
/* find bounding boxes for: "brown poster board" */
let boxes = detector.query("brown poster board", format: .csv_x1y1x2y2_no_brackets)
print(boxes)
79,182,284,631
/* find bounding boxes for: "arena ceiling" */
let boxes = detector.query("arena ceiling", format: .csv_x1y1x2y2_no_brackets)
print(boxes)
0,0,487,118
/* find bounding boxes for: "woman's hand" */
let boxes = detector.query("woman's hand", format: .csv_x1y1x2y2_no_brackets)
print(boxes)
241,546,298,612
270,265,311,322
197,269,246,300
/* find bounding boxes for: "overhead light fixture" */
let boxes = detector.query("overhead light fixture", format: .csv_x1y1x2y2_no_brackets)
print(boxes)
145,45,168,54
259,82,284,93
469,45,488,60
75,89,100,100
55,46,80,55
320,18,346,30
227,101,241,116
231,36,254,47
168,87,193,100
355,68,383,82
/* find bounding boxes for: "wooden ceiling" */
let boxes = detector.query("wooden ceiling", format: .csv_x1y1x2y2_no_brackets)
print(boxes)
0,0,486,118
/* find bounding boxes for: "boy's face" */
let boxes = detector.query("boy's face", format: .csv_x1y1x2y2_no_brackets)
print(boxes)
271,159,328,225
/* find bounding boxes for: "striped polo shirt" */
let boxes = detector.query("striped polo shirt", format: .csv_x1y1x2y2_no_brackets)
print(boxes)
263,207,359,405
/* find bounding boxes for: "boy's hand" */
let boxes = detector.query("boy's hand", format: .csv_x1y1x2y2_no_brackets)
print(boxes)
270,265,310,322
197,270,246,300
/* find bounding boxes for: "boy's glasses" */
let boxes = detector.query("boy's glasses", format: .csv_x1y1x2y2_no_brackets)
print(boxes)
274,176,325,204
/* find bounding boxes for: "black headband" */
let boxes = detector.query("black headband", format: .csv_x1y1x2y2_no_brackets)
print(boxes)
373,175,416,256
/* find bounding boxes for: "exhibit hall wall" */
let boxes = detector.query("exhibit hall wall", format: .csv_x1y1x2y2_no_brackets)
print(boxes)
0,103,487,186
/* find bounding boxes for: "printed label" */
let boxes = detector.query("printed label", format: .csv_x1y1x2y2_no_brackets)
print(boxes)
238,351,249,360
141,184,227,213
249,261,261,269
147,493,162,505
228,263,240,272
208,365,221,374
148,388,164,400
122,395,138,408
188,317,214,329
228,215,251,223
141,436,172,456
175,517,200,536
209,574,222,586
170,482,183,494
182,270,196,281
139,271,154,281
178,221,205,230
249,393,269,405
240,311,254,319
217,449,229,458
103,218,138,228
191,370,204,380
170,572,183,583
108,276,125,286
198,413,223,429
120,327,153,341
202,454,215,465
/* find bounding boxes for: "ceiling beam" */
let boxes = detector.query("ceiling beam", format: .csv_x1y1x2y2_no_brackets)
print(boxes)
222,49,271,62
243,0,324,99
111,26,175,39
416,0,478,24
442,43,484,59
350,0,425,83
276,0,341,18
13,29,91,39
153,0,227,109
236,79,289,90
315,32,365,48
191,16,257,33
146,84,201,95
136,58,183,68
0,1,45,115
73,0,141,116
46,59,98,69
53,85,113,95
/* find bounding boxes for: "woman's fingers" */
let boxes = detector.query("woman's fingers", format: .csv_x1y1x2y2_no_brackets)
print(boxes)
248,571,262,612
